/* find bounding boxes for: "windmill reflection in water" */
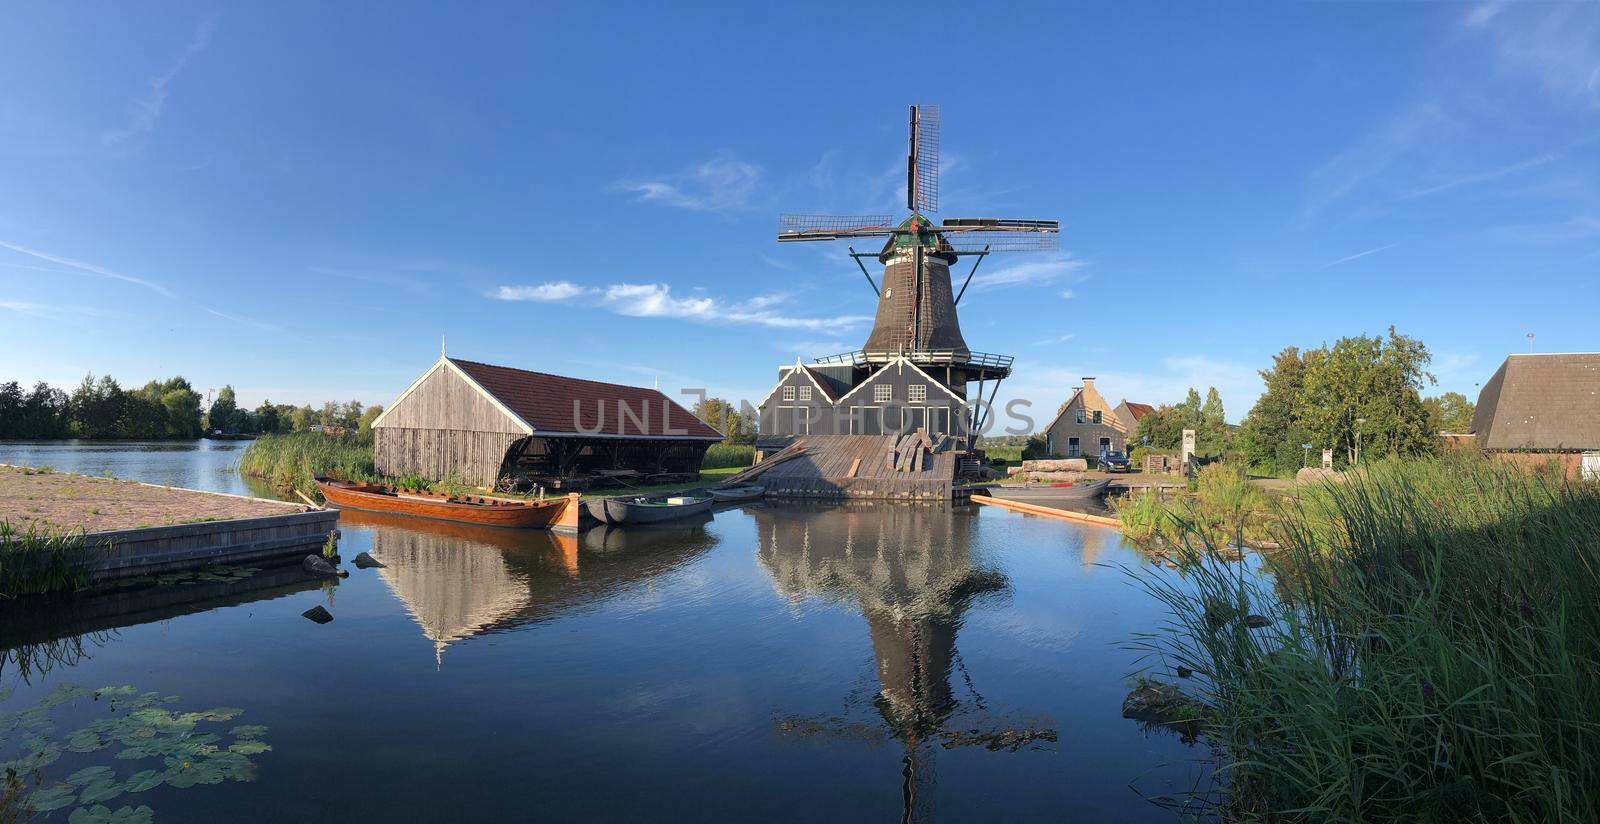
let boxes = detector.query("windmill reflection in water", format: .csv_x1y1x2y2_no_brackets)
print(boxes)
756,505,1057,821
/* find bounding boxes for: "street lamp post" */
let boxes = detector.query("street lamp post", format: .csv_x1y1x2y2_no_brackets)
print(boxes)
1302,442,1312,469
1355,417,1366,466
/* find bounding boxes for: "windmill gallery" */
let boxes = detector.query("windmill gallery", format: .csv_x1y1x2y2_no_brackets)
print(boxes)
369,105,1057,501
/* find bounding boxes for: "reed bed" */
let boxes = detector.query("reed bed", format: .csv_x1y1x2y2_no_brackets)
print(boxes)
237,432,377,495
0,520,96,597
702,443,755,469
1131,454,1600,821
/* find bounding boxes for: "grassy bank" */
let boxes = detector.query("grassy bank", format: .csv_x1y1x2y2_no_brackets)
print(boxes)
1116,462,1275,551
237,432,377,494
0,520,96,597
1132,455,1600,820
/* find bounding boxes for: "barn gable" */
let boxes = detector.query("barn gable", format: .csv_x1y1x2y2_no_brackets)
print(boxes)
371,358,531,436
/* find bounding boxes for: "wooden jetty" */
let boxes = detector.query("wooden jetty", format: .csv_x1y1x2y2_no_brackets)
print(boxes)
971,493,1124,529
0,465,339,584
724,433,979,501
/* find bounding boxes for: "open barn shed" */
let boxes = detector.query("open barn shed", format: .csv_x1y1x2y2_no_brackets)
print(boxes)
370,356,723,489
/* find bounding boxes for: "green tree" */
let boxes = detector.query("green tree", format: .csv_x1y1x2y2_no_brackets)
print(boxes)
291,405,315,433
358,404,384,438
209,386,239,434
255,401,280,434
1241,347,1313,475
0,381,22,438
1422,391,1475,434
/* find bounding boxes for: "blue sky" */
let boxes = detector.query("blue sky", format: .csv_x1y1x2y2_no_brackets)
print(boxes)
2,2,1596,428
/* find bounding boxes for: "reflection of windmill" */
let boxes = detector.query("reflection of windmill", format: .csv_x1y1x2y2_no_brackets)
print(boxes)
757,505,1054,822
776,105,1059,439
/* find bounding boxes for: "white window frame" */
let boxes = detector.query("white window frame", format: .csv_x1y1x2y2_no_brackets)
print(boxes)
874,384,893,403
782,386,796,402
908,384,926,404
798,385,812,402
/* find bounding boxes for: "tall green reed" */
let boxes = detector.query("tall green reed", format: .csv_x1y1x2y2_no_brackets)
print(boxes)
0,521,97,597
1132,453,1600,821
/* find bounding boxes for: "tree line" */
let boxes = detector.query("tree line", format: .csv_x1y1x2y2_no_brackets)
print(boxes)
1131,327,1476,475
0,375,381,441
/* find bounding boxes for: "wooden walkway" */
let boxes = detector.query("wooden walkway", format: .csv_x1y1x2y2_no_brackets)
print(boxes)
733,434,965,500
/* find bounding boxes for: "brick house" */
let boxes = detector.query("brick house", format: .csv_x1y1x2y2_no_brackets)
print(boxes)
1041,377,1150,458
1469,353,1600,480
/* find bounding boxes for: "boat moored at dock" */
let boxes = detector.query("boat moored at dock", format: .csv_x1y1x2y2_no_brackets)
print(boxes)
315,477,576,530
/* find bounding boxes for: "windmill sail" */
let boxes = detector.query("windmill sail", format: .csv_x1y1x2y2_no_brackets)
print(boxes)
939,218,1059,252
778,214,897,242
908,104,940,213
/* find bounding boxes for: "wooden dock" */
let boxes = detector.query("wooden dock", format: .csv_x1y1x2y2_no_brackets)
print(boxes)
730,434,972,501
971,493,1124,528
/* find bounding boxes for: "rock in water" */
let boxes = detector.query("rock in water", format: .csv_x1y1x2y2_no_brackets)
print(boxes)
352,552,385,569
1122,679,1185,724
302,605,333,624
302,555,338,578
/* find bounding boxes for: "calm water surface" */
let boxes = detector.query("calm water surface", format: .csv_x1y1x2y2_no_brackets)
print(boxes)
0,442,1208,821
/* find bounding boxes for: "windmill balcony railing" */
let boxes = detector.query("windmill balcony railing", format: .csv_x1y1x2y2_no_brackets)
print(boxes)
813,349,1014,369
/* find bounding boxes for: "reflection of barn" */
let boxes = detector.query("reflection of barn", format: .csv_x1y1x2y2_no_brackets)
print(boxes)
344,507,718,666
370,355,723,489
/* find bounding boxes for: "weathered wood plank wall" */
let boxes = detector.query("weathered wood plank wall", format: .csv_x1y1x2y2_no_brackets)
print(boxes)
374,428,525,488
375,366,526,434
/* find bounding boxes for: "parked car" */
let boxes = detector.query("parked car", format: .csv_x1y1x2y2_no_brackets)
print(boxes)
1098,449,1132,473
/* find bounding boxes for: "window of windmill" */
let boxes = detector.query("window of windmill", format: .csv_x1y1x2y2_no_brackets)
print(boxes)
874,385,892,403
783,386,795,402
908,384,926,403
798,385,812,401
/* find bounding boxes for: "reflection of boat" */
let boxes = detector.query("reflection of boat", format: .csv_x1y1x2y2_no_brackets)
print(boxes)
709,485,764,502
316,477,570,528
979,479,1110,503
602,495,714,525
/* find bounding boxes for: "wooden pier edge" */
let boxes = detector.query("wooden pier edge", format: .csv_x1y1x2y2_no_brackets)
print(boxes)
970,493,1123,529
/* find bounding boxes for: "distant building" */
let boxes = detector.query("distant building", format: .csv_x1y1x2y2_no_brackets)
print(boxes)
1470,353,1600,480
1041,377,1149,458
371,355,722,488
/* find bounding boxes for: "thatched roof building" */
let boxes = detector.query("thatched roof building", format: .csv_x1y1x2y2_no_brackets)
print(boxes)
371,355,722,488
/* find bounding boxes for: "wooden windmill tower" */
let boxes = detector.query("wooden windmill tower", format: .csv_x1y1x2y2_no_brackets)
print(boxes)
777,105,1059,436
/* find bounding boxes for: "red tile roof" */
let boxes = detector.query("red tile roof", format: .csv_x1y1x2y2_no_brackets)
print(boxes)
1121,401,1155,421
449,358,723,440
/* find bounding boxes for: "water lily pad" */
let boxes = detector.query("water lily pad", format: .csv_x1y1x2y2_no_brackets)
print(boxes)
65,765,116,786
67,729,106,752
77,776,125,805
68,804,154,824
123,769,164,793
229,724,267,739
25,784,77,812
228,740,271,755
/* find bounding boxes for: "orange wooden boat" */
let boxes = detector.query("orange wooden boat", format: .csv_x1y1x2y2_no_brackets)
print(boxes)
314,477,571,529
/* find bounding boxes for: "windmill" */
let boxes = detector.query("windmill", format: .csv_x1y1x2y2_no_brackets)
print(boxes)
777,105,1059,439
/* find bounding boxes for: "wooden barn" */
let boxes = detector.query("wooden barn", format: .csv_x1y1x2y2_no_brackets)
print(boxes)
370,355,722,489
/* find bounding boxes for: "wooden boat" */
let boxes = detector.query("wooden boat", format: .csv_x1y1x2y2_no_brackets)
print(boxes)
979,479,1111,503
602,495,715,525
315,477,570,529
584,497,614,525
708,485,765,502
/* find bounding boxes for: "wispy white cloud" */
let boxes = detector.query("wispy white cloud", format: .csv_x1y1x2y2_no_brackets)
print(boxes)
101,16,216,146
618,156,762,211
1464,1,1600,107
491,279,868,332
1321,242,1399,269
493,281,591,302
1031,333,1075,346
969,252,1088,293
0,239,279,331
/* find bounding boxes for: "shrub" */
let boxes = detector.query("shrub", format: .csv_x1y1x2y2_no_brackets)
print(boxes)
702,443,754,469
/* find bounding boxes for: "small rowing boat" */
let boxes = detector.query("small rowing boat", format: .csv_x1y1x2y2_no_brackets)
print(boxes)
979,479,1111,503
602,495,715,525
708,485,764,502
314,477,570,528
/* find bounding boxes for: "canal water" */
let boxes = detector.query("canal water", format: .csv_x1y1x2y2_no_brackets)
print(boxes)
0,441,1208,821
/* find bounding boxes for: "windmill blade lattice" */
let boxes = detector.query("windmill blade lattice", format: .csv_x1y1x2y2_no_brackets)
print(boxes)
909,104,940,213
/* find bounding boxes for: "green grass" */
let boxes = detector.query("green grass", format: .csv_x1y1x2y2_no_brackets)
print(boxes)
1131,453,1600,820
0,520,98,597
